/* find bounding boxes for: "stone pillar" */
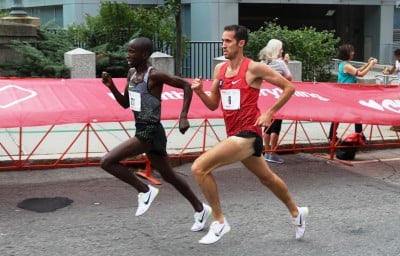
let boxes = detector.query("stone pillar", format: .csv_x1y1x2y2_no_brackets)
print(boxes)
0,21,38,68
64,48,96,78
0,1,40,70
10,0,27,16
212,56,227,71
150,52,174,75
1,0,40,26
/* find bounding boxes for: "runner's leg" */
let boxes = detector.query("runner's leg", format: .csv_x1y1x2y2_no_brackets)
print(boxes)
148,153,203,212
241,156,298,217
100,137,150,193
191,136,255,222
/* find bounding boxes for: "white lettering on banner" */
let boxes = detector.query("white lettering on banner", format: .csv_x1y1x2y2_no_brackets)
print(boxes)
295,91,330,102
161,91,184,100
259,88,330,101
383,99,400,113
0,85,37,109
359,99,400,113
259,88,282,99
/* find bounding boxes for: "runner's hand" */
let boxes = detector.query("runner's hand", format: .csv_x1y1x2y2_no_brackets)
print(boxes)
255,111,273,127
101,72,113,87
179,117,190,134
191,77,203,93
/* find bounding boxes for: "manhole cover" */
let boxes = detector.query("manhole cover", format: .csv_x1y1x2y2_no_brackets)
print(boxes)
17,197,73,213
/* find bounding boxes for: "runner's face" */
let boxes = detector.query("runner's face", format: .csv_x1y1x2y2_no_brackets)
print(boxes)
126,40,145,68
221,30,240,60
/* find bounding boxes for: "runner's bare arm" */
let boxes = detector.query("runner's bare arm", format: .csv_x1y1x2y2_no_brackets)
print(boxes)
191,64,222,111
101,71,130,108
249,61,295,127
151,70,192,134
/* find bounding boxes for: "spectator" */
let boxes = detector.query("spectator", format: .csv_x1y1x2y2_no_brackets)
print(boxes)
329,43,377,142
386,48,400,79
259,39,292,164
385,48,400,132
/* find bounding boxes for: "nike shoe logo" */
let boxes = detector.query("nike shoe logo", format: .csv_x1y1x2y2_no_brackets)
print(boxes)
215,224,225,237
144,191,152,205
198,209,206,222
232,79,241,85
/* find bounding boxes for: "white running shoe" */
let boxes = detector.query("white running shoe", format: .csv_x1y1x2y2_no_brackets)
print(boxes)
292,206,309,239
199,218,231,244
191,203,212,232
135,185,159,216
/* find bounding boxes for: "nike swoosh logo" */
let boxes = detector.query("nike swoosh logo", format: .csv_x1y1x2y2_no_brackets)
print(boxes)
232,79,241,85
144,191,152,205
215,224,225,237
199,209,206,222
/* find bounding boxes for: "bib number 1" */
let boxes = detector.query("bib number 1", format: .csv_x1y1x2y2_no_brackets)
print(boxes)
221,89,240,110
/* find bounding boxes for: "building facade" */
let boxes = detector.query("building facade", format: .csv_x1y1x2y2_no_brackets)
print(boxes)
0,0,398,64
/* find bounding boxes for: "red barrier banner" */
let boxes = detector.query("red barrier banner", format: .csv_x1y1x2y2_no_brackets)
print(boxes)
1,78,400,128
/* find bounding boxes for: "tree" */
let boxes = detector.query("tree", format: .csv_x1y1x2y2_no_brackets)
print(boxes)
66,1,177,77
0,2,184,78
245,21,340,82
0,26,73,78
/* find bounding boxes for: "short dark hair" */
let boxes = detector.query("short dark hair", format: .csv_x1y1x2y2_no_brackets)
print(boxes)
394,48,400,57
130,37,154,56
337,44,354,61
224,24,249,46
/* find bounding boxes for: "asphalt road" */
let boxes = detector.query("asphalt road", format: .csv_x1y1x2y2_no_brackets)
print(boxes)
1,150,400,256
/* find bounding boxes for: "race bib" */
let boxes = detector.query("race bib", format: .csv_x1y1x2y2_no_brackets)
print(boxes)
129,91,141,111
221,89,240,110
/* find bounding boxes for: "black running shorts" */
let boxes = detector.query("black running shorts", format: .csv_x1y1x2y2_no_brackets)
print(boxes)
234,131,263,157
135,122,168,156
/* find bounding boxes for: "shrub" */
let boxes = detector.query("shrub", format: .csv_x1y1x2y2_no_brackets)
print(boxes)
0,27,73,78
65,1,178,78
0,1,178,78
246,21,340,82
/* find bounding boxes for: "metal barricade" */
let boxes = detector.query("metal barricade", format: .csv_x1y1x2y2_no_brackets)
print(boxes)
375,74,399,85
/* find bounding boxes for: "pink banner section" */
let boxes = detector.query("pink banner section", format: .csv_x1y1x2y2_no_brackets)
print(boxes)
1,77,400,128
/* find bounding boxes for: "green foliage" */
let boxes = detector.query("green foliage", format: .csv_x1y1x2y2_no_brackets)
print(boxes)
66,1,175,48
0,11,9,18
246,22,340,82
1,1,179,78
65,1,177,77
0,26,74,78
93,42,130,78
